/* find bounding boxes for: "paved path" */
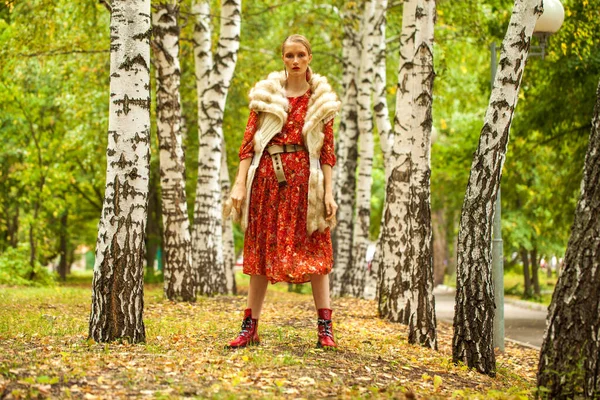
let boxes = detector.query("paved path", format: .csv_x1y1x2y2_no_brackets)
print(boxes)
434,287,548,349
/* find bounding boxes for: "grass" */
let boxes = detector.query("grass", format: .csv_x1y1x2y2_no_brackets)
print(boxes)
0,274,541,399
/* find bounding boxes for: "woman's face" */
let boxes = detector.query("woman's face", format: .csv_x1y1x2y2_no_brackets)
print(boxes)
282,42,312,77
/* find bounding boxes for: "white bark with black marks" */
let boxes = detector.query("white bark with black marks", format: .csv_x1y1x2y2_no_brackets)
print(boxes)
377,0,437,350
152,2,195,302
331,1,362,297
221,137,236,294
452,0,543,376
537,79,600,398
89,0,151,344
345,0,376,298
191,0,241,296
364,0,389,301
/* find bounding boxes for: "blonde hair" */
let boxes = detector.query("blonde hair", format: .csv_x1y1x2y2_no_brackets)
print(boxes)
281,34,312,55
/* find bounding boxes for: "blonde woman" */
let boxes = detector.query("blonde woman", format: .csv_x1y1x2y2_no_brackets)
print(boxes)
226,35,340,348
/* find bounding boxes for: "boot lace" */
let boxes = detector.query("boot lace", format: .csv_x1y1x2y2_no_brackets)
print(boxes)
318,318,333,338
238,317,253,338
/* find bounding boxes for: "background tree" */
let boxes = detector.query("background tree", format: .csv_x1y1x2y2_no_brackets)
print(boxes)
452,0,543,376
537,78,600,398
377,0,437,349
152,0,196,302
191,0,241,296
89,0,151,343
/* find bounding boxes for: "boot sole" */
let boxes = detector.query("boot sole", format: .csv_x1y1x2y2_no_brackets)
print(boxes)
316,341,338,349
227,341,260,349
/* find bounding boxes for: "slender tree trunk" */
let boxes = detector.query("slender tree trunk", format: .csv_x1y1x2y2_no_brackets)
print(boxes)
145,169,161,276
530,247,541,297
538,79,600,398
344,0,376,298
58,209,68,281
191,0,241,296
377,0,437,350
221,138,236,295
432,209,447,286
452,0,543,376
153,2,195,302
331,1,362,297
89,0,151,343
520,247,532,298
366,0,390,301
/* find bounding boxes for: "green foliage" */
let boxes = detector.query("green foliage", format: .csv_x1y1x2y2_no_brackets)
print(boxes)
0,245,55,287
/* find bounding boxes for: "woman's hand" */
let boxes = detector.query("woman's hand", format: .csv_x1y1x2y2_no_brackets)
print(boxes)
324,192,338,221
230,182,246,214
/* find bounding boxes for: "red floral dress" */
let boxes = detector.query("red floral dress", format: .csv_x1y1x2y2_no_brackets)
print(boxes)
238,89,336,284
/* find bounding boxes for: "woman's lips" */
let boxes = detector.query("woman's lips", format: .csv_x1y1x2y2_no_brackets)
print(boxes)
293,67,300,70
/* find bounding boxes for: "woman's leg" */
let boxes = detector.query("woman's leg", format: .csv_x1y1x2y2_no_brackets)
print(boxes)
310,273,331,310
310,274,337,347
247,274,269,318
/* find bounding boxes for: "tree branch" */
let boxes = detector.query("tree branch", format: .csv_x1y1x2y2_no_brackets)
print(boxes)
99,0,112,13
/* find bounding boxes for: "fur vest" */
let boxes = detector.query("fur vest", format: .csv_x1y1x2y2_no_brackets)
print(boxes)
241,70,341,235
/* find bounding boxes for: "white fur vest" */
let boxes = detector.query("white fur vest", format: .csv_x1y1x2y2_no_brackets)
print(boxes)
241,70,341,235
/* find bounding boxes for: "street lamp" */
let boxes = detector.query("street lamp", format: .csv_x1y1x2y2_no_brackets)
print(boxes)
491,0,565,352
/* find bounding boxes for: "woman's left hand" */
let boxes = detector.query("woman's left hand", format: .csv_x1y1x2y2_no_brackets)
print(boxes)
324,193,338,221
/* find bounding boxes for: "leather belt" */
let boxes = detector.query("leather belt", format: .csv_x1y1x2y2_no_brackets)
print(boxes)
266,144,307,186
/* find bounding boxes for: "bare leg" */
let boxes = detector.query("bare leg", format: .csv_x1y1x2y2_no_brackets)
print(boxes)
247,275,269,318
310,274,331,310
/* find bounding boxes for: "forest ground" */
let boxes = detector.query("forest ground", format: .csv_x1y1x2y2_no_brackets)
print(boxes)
0,274,540,399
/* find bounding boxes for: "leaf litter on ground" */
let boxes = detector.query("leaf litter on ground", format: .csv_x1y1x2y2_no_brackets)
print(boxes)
0,282,539,399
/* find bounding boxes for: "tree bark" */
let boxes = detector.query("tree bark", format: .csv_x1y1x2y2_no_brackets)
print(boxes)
530,247,541,297
452,0,543,376
153,1,195,302
89,0,151,344
57,209,68,281
331,1,362,297
343,0,376,298
191,0,241,296
432,209,447,286
221,137,236,295
377,0,437,350
520,247,532,298
538,78,600,398
366,0,390,301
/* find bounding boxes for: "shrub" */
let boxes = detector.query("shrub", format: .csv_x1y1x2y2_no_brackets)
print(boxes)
0,245,56,287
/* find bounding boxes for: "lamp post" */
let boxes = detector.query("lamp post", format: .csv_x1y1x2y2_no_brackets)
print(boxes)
491,0,565,352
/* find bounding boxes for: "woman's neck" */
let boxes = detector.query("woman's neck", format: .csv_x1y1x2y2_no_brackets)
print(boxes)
285,74,310,96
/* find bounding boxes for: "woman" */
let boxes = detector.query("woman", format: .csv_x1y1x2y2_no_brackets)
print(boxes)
226,35,340,349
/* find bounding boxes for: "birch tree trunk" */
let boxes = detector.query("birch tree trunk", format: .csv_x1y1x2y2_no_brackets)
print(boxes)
341,0,376,298
452,0,543,376
191,0,241,296
152,2,195,302
89,0,151,343
331,1,362,297
377,0,437,350
221,138,236,294
537,79,600,398
364,0,389,301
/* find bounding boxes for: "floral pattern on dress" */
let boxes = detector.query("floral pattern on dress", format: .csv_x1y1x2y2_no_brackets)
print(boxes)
238,89,336,284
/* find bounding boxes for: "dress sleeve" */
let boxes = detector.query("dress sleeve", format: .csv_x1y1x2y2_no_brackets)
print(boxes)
238,110,259,161
319,118,336,167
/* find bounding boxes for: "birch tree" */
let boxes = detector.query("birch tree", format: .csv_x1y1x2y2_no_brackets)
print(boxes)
363,0,389,301
537,79,600,398
89,0,151,343
221,137,236,294
152,1,195,302
452,0,543,376
331,1,362,297
377,0,437,350
342,0,376,298
191,0,241,296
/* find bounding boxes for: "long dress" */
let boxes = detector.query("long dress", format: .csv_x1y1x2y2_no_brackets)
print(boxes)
238,89,336,284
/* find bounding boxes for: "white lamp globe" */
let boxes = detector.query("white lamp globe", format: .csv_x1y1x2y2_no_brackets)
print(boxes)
534,0,565,33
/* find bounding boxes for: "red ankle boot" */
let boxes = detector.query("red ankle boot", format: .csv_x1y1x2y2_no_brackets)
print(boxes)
316,308,337,348
228,308,260,348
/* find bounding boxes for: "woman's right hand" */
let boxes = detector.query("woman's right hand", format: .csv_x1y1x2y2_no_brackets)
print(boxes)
230,182,246,214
